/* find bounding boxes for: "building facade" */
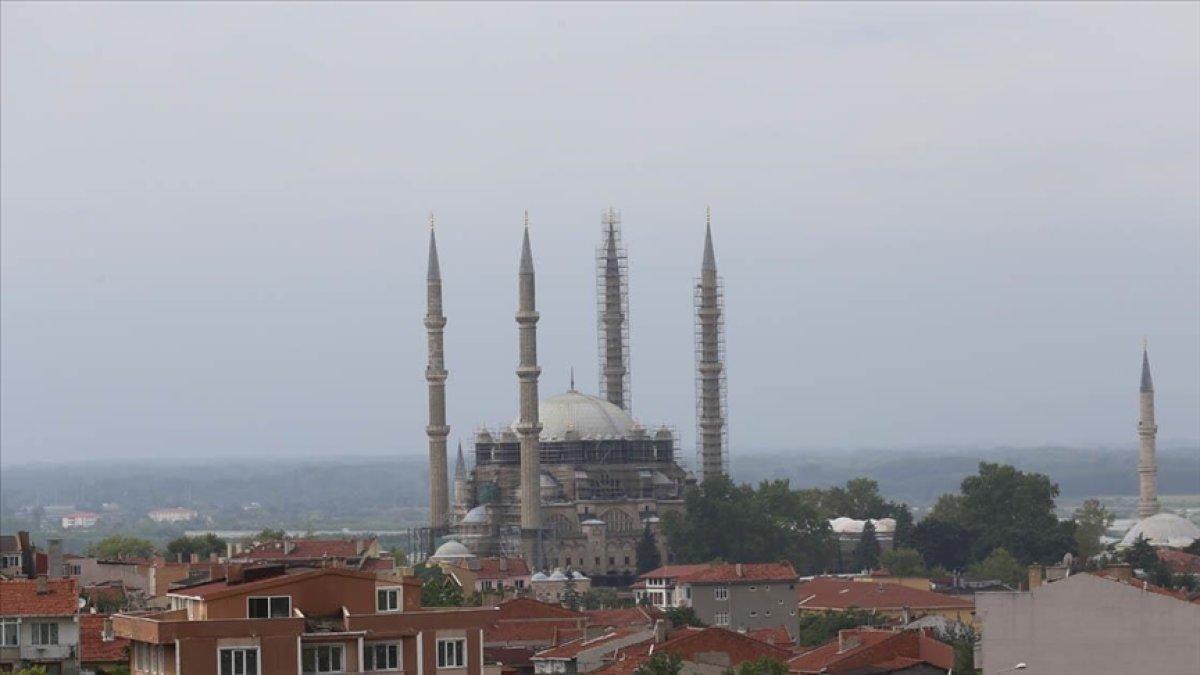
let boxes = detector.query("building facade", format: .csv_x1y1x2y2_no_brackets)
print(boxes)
0,577,82,675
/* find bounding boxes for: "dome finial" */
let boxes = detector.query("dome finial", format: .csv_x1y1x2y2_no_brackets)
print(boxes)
569,366,575,392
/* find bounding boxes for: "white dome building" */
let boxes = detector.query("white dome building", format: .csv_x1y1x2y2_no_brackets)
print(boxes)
431,540,476,562
514,390,640,441
1119,512,1200,549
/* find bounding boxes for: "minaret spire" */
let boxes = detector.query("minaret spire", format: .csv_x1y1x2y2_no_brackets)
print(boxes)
696,208,727,482
453,440,469,518
424,216,450,529
1137,341,1160,518
515,213,544,564
597,207,631,410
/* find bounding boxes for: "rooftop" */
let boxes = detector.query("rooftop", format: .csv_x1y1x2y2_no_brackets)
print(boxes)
682,562,797,584
796,578,974,611
80,614,130,663
788,629,953,674
0,578,79,616
239,537,375,560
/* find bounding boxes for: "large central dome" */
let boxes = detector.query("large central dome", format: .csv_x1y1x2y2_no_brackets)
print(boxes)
515,390,639,440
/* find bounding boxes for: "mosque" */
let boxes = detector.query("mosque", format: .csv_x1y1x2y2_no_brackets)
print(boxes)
420,209,729,583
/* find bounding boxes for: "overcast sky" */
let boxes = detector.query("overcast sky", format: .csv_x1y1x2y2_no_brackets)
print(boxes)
2,2,1198,469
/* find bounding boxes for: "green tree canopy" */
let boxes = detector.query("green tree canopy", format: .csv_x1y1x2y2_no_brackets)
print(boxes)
664,606,705,628
1072,499,1115,560
87,536,155,560
725,657,788,675
805,478,915,547
581,588,630,610
852,521,881,571
796,609,884,647
966,547,1025,588
166,533,225,560
636,526,663,575
662,476,832,574
879,547,924,577
959,463,1075,564
634,653,682,675
255,528,287,541
415,563,464,607
910,519,972,572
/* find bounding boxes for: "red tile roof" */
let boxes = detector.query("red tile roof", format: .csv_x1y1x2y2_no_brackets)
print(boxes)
657,626,793,664
747,625,794,647
1158,549,1200,576
496,597,585,620
788,629,953,674
0,578,79,616
534,626,650,660
240,538,373,560
636,564,710,581
485,620,583,645
1090,569,1193,602
484,646,536,669
462,558,532,580
169,567,376,600
584,606,662,628
682,562,798,584
796,578,974,611
79,614,130,663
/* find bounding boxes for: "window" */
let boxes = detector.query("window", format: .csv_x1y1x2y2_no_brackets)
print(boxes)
714,612,729,627
377,587,401,612
437,638,466,668
789,610,796,616
138,643,166,675
31,622,58,645
515,579,525,588
749,611,758,617
0,618,17,646
594,557,600,566
1,554,19,567
608,557,615,566
624,556,630,565
366,643,401,671
748,585,757,591
66,563,82,576
714,586,728,601
220,647,260,675
566,557,572,566
765,610,772,617
303,644,344,674
247,595,291,618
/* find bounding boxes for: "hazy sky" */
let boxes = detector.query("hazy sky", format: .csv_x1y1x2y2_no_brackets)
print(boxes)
2,2,1198,469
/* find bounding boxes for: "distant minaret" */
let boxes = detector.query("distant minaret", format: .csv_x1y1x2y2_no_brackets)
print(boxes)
515,214,544,555
695,208,727,481
597,207,631,410
453,440,469,517
425,216,450,529
1137,341,1161,519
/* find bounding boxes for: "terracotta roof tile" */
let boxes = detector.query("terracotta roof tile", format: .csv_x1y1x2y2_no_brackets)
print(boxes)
462,558,532,580
534,626,649,660
0,578,79,616
1158,549,1200,576
636,564,710,581
788,629,953,674
485,620,583,645
682,563,798,584
583,606,662,628
80,614,130,663
240,538,373,560
495,597,585,620
796,578,973,611
1090,569,1193,602
747,625,794,646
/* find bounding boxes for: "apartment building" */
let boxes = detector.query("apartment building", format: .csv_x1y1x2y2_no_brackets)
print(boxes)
0,577,82,675
635,563,798,633
113,564,495,674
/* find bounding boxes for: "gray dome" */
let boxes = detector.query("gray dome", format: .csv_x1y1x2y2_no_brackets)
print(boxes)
1119,512,1200,548
515,390,639,440
462,506,488,524
431,540,475,561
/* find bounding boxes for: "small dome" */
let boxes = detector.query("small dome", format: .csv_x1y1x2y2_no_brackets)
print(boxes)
462,506,488,524
1119,512,1200,548
548,568,568,581
516,391,639,440
531,572,549,582
431,540,475,561
829,517,896,534
571,571,588,580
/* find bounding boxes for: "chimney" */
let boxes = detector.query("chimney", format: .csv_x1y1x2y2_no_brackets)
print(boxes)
36,574,49,594
653,619,668,644
499,558,509,572
226,564,245,584
210,552,219,563
837,630,860,652
102,618,114,642
48,538,63,579
226,542,236,559
283,540,295,556
735,563,744,578
190,553,200,564
355,539,365,556
1027,565,1043,590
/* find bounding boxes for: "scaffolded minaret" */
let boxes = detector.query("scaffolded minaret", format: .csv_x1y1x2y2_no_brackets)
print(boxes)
424,216,450,529
453,440,469,519
1137,341,1161,519
597,207,631,411
515,214,544,562
695,208,728,482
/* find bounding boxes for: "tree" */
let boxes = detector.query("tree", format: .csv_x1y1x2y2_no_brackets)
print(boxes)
87,536,155,560
167,534,226,560
634,653,682,675
1183,539,1200,556
795,609,883,647
664,606,705,628
959,463,1075,565
15,667,49,675
967,547,1024,588
663,476,832,574
852,521,881,571
636,526,662,575
726,657,788,675
255,528,286,541
415,564,464,607
926,494,970,529
581,588,629,610
879,547,924,577
1123,535,1158,572
1072,499,1115,560
561,573,581,611
809,478,915,548
910,519,972,572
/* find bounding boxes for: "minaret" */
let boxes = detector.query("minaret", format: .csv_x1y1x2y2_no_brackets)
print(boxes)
453,440,469,517
424,216,450,530
695,208,727,482
597,207,631,410
515,214,544,560
1137,341,1161,519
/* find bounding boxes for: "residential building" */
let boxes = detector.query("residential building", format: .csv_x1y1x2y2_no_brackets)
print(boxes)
147,508,198,524
977,572,1200,674
484,598,587,650
796,578,975,626
79,614,129,674
1,532,37,579
532,625,654,675
529,569,591,606
61,513,101,530
594,626,792,675
227,536,383,563
440,557,532,598
637,563,798,632
580,607,661,632
1158,548,1200,578
114,564,495,674
0,577,82,674
787,628,953,674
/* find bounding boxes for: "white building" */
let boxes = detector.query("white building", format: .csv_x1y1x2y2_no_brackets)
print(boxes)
147,507,198,523
60,513,100,529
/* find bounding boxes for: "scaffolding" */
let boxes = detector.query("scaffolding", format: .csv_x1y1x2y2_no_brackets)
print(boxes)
694,275,730,479
596,207,632,412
